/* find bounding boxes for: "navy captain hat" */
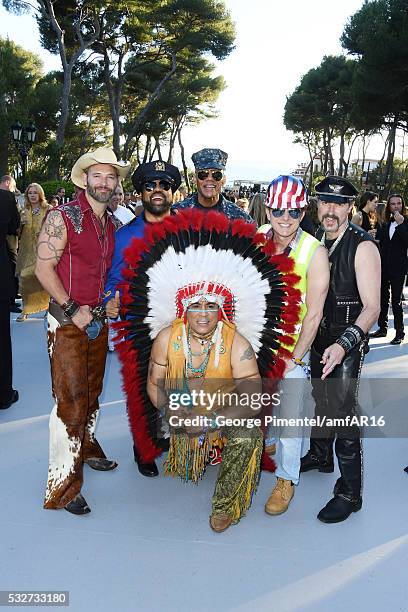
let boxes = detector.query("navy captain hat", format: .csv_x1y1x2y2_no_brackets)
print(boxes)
132,160,181,193
315,175,358,204
191,148,228,171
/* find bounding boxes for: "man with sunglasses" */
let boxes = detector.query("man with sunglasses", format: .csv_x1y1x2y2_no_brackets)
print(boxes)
175,148,252,221
300,175,381,523
258,175,330,517
104,160,181,477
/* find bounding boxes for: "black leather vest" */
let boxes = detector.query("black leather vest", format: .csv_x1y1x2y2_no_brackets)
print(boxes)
316,223,373,338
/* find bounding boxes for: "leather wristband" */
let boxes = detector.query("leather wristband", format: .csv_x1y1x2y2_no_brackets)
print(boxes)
335,324,365,354
61,298,80,319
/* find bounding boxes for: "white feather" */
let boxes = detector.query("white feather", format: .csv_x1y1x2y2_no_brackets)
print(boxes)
145,245,270,353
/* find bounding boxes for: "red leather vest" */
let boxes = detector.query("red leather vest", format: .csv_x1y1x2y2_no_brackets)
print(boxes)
55,192,115,307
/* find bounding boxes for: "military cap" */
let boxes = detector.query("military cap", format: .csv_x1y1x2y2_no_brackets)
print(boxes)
132,160,181,193
315,175,358,204
191,148,228,171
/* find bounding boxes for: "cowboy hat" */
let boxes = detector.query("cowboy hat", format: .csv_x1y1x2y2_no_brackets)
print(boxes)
71,147,131,188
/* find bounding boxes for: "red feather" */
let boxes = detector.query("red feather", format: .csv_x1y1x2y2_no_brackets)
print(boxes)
230,218,257,237
261,451,276,472
203,210,230,232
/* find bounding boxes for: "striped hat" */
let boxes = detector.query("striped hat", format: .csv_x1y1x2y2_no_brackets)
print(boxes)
266,175,308,209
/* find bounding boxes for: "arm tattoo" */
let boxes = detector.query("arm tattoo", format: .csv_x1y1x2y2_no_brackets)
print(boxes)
44,210,65,239
36,210,66,263
240,345,255,361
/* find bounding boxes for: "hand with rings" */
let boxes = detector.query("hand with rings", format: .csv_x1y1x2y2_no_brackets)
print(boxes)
320,343,346,380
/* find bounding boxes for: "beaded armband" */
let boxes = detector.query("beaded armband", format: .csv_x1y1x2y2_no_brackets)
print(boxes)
335,324,365,354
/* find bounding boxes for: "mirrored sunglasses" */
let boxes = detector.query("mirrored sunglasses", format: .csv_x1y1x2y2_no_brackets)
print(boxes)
143,179,173,192
271,209,303,219
197,170,224,181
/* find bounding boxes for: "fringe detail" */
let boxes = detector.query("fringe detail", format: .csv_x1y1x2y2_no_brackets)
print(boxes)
165,433,209,482
213,320,223,368
164,432,225,483
224,441,262,522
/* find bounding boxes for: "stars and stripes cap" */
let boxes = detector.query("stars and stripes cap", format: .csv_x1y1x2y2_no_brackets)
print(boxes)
265,175,308,209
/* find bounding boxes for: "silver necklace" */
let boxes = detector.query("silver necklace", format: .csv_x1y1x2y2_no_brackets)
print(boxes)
321,222,349,258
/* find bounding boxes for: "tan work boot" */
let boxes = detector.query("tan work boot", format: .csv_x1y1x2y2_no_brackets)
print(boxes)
265,478,294,515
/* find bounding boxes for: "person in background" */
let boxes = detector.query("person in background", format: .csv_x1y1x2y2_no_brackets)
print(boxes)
55,187,65,204
109,184,135,226
303,196,320,233
123,192,132,208
248,192,268,227
375,202,386,228
48,195,60,208
351,191,378,237
370,193,408,345
0,175,20,409
16,183,49,321
236,197,249,212
178,185,188,199
0,175,21,313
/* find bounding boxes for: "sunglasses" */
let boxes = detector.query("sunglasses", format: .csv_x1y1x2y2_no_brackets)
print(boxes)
271,209,303,219
197,170,224,181
143,179,173,192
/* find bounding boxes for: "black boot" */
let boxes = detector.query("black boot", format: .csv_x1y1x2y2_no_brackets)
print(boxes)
133,445,159,477
369,328,387,338
64,493,91,515
300,438,334,473
317,494,362,523
390,332,404,345
318,435,362,523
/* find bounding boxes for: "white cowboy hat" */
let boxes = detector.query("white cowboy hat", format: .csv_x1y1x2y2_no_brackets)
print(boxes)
71,147,131,188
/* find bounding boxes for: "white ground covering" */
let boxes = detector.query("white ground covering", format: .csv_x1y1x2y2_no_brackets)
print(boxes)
1,302,408,612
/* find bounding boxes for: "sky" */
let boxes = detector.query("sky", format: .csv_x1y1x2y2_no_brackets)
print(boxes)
0,0,390,182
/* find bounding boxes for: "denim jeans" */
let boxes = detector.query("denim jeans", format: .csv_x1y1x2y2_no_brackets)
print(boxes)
266,358,309,485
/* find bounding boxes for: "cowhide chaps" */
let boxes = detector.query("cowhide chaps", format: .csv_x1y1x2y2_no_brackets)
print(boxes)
44,313,108,509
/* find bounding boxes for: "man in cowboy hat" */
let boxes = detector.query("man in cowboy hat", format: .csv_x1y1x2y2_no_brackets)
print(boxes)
35,147,130,515
175,148,252,221
104,159,181,477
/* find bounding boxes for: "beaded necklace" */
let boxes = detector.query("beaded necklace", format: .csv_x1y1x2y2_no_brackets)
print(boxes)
186,329,213,378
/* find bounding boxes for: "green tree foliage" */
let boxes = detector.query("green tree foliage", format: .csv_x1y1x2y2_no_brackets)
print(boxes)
2,0,234,181
341,0,408,193
284,55,359,183
0,37,43,175
33,0,235,161
2,0,102,178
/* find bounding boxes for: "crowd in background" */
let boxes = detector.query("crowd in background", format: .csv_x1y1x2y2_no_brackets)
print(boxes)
3,176,408,344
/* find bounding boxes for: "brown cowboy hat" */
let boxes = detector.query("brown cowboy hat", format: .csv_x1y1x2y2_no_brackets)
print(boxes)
71,147,131,189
